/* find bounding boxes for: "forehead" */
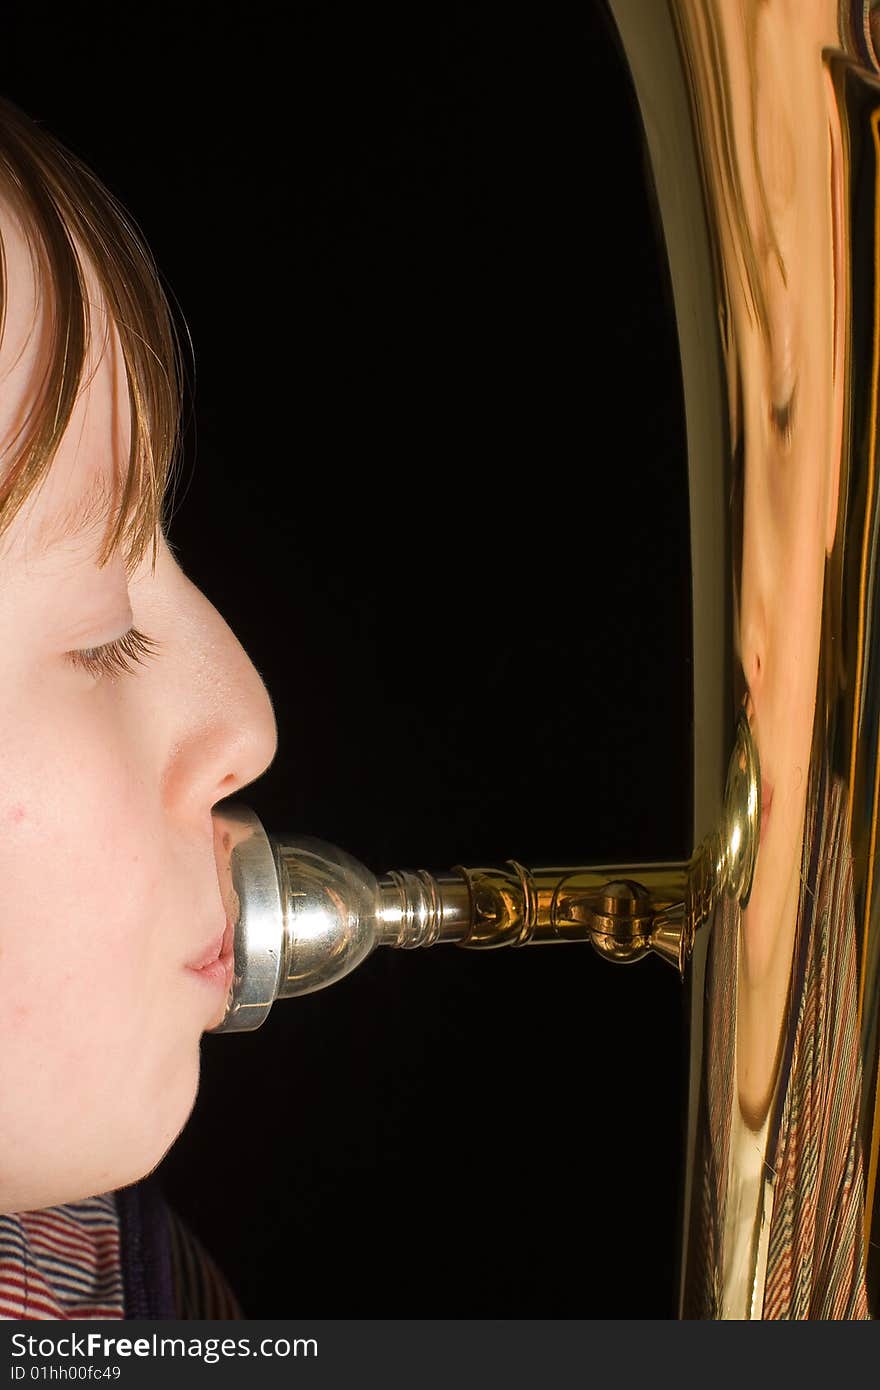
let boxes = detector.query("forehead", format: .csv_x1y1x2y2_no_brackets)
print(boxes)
0,194,131,566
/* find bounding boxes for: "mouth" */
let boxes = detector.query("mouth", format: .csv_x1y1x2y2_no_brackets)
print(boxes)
185,919,235,991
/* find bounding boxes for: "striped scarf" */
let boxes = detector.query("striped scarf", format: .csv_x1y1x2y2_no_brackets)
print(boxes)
683,761,870,1318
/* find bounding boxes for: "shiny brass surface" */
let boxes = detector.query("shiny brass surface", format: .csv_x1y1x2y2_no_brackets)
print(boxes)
607,0,880,1320
209,711,758,1030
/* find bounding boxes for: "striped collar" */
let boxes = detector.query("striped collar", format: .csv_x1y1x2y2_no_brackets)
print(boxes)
0,1193,125,1320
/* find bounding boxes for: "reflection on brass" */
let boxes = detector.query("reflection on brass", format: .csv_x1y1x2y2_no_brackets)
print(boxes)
609,0,880,1320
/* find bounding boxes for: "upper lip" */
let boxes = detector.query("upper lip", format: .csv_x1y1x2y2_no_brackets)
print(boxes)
186,919,234,971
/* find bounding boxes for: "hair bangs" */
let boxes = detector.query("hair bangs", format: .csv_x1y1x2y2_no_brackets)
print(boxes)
0,94,188,578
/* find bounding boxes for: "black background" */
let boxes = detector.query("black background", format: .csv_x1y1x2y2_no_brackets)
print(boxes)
2,2,691,1316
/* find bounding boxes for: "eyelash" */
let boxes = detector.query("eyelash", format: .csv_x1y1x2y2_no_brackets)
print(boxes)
67,627,162,682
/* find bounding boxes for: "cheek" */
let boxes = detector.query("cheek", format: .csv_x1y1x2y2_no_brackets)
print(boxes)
1,762,153,940
0,691,204,1206
0,681,145,827
0,694,164,1073
1,856,197,1065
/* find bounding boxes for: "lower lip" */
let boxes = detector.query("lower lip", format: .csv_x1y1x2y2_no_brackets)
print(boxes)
187,949,234,991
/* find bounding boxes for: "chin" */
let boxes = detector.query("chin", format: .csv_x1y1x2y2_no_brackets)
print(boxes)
741,874,781,980
117,1045,203,1190
0,1048,203,1215
741,896,769,982
743,840,800,974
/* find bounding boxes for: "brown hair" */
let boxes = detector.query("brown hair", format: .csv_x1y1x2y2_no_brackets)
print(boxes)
0,94,187,578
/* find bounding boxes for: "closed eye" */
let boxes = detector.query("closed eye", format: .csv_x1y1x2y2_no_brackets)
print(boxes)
67,627,161,681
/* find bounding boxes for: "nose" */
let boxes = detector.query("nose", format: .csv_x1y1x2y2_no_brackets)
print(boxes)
158,570,279,816
208,652,279,807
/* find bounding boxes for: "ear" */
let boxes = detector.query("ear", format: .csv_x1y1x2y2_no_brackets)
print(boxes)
823,63,845,556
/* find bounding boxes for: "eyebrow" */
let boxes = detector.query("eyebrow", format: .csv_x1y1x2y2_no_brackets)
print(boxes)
35,472,123,555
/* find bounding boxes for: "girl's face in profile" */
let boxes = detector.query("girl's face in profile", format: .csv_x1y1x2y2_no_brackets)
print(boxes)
734,36,841,974
707,0,844,1123
0,200,278,1215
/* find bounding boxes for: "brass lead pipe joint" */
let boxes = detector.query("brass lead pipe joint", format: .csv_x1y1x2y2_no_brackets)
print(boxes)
209,712,759,1034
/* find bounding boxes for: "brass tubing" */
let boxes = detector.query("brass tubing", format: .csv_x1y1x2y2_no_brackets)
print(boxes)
210,710,758,1031
378,862,692,953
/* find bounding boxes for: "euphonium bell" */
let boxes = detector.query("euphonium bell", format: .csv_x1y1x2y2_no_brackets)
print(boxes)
210,0,880,1320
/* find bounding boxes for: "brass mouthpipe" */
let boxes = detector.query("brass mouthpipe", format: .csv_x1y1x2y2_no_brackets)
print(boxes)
209,711,759,1034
